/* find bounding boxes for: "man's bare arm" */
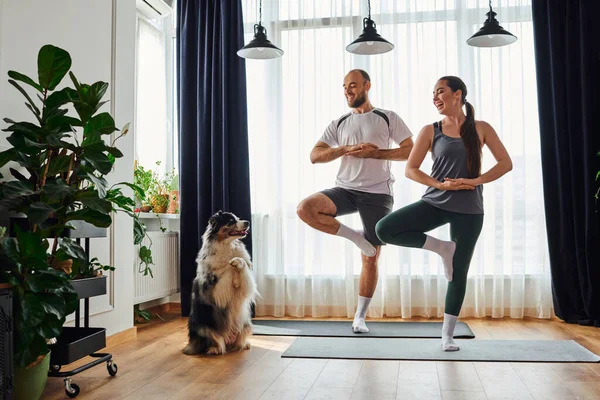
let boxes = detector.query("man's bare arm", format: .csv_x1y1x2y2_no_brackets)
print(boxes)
345,137,414,161
310,141,378,164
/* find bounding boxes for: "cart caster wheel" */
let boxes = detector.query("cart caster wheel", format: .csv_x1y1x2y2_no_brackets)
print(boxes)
50,364,61,372
107,361,118,376
65,383,80,398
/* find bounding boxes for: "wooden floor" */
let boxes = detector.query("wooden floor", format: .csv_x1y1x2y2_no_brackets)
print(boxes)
41,312,600,400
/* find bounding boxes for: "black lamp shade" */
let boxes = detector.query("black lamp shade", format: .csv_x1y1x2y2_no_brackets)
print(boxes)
346,18,394,55
238,24,284,59
467,10,517,47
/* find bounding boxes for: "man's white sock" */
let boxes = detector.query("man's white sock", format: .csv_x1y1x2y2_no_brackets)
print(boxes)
441,313,460,351
352,295,371,333
423,235,456,281
336,223,376,257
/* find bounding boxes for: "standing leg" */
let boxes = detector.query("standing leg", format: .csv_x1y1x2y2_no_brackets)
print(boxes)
351,192,392,333
441,213,484,351
352,246,382,333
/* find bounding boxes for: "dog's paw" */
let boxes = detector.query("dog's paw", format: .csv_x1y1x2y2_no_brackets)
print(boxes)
229,257,246,270
182,344,198,356
206,346,224,355
243,341,251,350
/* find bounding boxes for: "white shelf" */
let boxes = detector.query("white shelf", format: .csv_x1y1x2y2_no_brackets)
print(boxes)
138,212,180,220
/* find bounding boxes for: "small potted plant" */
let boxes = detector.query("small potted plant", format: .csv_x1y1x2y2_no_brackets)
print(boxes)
167,172,179,214
133,161,153,213
144,161,175,214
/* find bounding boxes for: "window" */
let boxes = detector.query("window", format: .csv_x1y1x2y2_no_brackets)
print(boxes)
134,10,178,176
243,0,545,277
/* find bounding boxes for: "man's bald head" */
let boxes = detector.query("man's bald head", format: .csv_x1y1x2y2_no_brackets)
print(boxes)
343,69,371,108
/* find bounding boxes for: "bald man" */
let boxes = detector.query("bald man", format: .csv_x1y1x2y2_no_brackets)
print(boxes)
297,69,414,333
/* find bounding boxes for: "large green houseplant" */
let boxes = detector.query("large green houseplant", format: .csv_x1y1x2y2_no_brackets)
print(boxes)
0,44,151,396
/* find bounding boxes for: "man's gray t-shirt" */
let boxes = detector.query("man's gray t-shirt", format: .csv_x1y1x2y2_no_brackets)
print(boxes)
319,108,413,196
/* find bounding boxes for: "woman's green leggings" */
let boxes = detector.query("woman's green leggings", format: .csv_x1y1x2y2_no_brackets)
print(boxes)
375,200,483,316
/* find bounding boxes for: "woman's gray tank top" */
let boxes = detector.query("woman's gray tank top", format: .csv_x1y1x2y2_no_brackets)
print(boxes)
421,121,484,214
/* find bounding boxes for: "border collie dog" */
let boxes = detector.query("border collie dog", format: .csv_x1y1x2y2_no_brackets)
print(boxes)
183,211,258,356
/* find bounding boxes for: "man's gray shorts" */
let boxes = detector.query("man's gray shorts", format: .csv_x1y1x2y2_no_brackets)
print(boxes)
320,187,394,246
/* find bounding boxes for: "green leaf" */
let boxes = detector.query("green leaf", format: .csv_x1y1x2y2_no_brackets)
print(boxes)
105,146,123,158
75,190,112,214
139,245,153,264
21,292,45,325
27,271,67,292
66,209,112,228
36,313,64,339
13,227,47,261
88,81,109,109
6,134,47,156
116,182,145,201
85,112,116,136
37,45,72,91
14,334,47,368
8,70,43,92
133,217,146,245
9,168,30,182
1,237,20,264
8,80,41,115
43,179,75,202
46,114,81,132
57,238,87,263
85,172,107,198
83,152,112,175
2,120,42,136
46,154,72,176
1,180,36,197
0,149,17,169
28,202,58,224
44,87,78,112
38,294,66,319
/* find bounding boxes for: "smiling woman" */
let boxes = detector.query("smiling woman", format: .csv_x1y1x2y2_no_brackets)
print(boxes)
242,0,548,320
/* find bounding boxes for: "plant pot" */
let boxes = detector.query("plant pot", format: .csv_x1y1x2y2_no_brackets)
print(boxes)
150,194,169,214
51,258,73,275
167,190,179,214
140,205,152,213
71,276,107,299
14,351,50,400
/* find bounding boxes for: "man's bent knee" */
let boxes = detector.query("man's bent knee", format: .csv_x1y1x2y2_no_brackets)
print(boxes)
297,198,318,223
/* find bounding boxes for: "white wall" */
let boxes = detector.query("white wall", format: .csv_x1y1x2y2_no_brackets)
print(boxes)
0,0,137,336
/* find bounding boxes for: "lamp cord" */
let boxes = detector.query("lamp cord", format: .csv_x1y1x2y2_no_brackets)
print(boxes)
368,0,371,19
259,0,262,25
489,0,492,13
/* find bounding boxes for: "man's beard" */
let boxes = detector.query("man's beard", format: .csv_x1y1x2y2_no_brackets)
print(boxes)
348,93,367,108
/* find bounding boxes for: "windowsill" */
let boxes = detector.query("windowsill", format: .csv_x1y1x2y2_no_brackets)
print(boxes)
138,212,180,220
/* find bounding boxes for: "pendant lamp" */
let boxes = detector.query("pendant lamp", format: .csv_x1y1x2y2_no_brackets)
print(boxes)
467,0,517,47
346,0,394,55
237,0,284,59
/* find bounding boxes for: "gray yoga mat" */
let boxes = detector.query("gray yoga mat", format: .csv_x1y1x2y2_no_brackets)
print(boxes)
252,320,475,338
281,338,600,362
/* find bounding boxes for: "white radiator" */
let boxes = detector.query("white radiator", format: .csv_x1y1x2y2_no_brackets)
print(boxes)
134,231,180,305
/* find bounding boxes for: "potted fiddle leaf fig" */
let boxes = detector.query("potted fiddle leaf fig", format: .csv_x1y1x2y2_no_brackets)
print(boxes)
0,44,152,399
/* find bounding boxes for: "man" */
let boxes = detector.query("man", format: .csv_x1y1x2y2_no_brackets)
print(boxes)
296,69,414,333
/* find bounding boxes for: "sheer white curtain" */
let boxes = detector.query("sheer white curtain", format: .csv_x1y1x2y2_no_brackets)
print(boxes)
242,0,552,319
135,17,169,174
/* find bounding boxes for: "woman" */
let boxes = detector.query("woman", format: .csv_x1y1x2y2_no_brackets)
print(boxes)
375,76,512,351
